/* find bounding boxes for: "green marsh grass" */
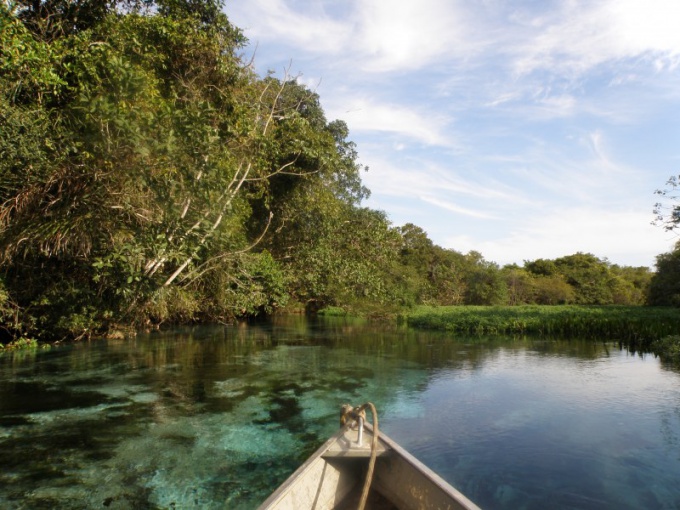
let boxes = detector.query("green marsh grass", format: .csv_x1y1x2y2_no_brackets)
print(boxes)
404,305,680,348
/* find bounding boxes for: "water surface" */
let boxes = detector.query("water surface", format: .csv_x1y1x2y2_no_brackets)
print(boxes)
1,316,679,509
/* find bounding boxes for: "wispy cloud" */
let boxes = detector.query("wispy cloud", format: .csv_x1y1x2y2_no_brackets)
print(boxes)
231,0,348,54
233,0,680,77
326,98,455,147
227,0,680,267
419,196,498,220
509,0,680,77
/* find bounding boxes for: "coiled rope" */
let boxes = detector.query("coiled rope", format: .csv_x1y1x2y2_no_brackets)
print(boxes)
341,402,379,510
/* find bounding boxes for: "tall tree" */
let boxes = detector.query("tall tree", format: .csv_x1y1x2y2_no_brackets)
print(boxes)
1,0,376,338
552,253,614,305
649,243,680,306
463,253,507,305
502,265,535,305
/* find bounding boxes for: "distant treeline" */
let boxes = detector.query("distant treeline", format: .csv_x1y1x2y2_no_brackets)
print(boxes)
1,1,679,343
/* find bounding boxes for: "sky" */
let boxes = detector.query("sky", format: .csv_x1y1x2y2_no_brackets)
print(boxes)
225,0,680,269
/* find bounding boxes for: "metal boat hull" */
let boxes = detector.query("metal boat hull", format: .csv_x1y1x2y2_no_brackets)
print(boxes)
258,424,481,510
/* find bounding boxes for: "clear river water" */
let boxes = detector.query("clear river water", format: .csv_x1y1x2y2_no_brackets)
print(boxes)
1,316,679,510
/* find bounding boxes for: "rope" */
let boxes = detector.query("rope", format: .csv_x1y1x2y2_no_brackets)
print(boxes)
358,402,378,510
341,402,378,510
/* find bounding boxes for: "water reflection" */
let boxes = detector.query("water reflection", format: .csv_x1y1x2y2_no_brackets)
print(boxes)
0,316,679,509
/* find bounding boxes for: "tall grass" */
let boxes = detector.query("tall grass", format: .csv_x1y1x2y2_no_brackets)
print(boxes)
403,305,680,348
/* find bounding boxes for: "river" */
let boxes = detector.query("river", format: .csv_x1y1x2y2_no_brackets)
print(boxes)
1,316,679,509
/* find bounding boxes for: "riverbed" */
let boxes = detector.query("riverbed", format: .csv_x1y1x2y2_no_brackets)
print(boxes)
1,316,679,509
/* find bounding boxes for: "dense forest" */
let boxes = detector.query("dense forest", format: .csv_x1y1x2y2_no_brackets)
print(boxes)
1,0,679,344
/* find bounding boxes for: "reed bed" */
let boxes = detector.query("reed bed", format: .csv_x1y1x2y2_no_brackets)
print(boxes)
404,305,680,344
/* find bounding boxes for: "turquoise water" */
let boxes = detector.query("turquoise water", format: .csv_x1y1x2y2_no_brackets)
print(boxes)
1,316,679,509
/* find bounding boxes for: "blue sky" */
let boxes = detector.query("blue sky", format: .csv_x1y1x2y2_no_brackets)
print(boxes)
226,0,680,269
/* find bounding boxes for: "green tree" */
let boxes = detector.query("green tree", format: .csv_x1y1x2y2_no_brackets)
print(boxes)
532,275,575,305
463,252,508,305
552,253,615,304
396,224,437,302
428,247,469,305
281,205,401,313
609,265,651,305
2,3,258,336
1,0,378,339
502,265,535,305
524,258,558,277
525,253,650,305
390,224,476,305
649,243,680,306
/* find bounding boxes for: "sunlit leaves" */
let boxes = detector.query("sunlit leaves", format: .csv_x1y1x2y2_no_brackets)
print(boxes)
0,0,380,339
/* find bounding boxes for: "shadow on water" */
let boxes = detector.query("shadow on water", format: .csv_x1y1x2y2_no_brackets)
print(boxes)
0,315,679,509
0,380,108,414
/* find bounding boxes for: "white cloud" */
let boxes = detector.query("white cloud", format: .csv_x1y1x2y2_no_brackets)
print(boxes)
229,0,349,54
360,154,524,206
485,92,522,108
609,0,680,56
511,0,680,77
419,195,497,220
232,0,680,79
535,94,577,118
327,98,455,147
445,208,674,268
352,0,472,72
587,131,624,174
230,0,474,73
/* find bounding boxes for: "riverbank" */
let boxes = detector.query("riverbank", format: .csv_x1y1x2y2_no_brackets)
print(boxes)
5,304,680,362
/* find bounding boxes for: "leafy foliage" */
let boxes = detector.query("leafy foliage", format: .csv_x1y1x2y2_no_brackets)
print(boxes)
523,253,649,306
649,242,680,306
0,0,389,340
0,2,662,343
